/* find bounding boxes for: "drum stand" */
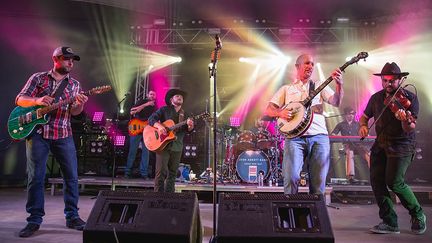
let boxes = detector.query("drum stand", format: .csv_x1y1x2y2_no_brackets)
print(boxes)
219,132,239,183
268,123,283,183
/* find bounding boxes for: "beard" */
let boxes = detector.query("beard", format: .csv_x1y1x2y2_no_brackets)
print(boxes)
55,66,70,75
171,99,183,106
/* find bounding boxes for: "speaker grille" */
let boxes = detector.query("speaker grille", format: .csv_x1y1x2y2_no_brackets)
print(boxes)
220,192,321,201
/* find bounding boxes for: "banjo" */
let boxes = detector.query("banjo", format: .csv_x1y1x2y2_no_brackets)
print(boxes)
277,52,368,138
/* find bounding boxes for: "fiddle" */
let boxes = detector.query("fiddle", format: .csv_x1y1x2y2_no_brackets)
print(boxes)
384,88,416,124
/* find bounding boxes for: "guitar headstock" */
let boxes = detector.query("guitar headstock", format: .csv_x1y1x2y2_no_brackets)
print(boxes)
87,85,112,95
193,112,211,121
346,52,369,65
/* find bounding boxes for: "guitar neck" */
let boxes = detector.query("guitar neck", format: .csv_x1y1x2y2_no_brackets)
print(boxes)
38,90,92,116
168,120,188,131
166,113,208,131
302,62,352,106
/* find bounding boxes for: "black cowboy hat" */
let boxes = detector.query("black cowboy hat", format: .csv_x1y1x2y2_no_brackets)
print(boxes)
373,62,409,77
165,88,187,105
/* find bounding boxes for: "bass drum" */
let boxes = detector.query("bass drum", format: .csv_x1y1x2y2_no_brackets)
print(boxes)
235,150,269,183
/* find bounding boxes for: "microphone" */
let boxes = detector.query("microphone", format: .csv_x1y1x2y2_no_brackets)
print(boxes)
215,34,222,49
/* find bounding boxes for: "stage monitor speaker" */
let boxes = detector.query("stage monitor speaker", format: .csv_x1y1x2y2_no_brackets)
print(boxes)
217,193,334,243
83,190,202,243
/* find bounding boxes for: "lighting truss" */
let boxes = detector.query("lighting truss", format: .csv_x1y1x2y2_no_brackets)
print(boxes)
130,27,376,46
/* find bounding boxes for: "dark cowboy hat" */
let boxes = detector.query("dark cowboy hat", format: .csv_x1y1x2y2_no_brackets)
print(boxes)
373,62,409,77
165,88,187,105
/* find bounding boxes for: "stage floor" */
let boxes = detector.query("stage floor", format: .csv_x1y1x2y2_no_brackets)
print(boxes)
0,187,431,243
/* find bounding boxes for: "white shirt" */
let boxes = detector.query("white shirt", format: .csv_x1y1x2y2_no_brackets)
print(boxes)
270,79,335,136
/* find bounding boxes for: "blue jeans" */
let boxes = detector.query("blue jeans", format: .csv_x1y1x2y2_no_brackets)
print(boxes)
125,134,149,177
283,134,330,194
25,133,80,225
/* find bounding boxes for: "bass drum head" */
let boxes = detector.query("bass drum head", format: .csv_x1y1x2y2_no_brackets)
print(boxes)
235,150,269,183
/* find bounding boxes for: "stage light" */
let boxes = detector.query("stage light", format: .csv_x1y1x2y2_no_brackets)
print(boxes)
230,116,241,127
153,19,165,26
92,111,105,123
113,135,126,147
174,57,182,63
336,17,350,23
183,144,198,158
87,136,109,155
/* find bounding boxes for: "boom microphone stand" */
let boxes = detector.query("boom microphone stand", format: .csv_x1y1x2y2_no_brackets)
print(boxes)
209,35,222,243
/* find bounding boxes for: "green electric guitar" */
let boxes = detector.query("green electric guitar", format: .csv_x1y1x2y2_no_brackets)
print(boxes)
7,85,111,140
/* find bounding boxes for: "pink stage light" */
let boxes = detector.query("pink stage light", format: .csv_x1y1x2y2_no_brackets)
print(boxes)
230,117,241,127
113,135,126,147
92,111,105,123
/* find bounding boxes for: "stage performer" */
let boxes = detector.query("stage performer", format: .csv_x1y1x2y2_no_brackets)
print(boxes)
124,90,157,179
359,62,426,234
148,89,194,192
265,53,344,195
331,106,370,181
16,46,87,237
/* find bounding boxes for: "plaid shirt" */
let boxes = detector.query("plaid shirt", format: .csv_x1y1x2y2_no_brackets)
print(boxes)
16,70,82,139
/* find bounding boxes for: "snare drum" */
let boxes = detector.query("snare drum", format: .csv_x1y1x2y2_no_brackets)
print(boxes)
256,131,273,149
237,130,256,151
235,150,270,183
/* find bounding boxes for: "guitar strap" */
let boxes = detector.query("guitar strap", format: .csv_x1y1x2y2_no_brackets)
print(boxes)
178,109,185,123
52,78,69,102
309,80,315,94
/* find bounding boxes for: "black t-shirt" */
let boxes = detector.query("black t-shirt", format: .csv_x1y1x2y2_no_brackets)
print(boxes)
331,120,360,136
132,98,156,120
364,89,418,154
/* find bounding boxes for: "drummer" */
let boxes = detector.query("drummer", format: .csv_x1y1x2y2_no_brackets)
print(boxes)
250,117,269,134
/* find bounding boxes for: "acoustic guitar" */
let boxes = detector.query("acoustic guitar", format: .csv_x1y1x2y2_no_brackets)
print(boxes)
143,112,209,152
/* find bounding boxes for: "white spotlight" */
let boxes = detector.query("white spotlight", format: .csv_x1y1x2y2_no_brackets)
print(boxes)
174,57,182,63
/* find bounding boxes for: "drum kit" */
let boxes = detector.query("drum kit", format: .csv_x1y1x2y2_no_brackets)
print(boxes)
216,122,284,184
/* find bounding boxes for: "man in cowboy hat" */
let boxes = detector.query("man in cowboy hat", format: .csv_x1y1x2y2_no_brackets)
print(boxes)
147,88,194,192
359,62,426,234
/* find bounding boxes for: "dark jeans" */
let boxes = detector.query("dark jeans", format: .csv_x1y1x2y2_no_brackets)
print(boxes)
125,134,149,177
370,148,423,227
154,148,182,192
25,133,80,225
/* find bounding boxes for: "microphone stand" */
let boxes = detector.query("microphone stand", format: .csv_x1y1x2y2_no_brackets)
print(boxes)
209,35,222,243
111,94,129,191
